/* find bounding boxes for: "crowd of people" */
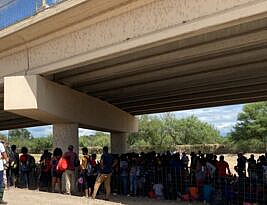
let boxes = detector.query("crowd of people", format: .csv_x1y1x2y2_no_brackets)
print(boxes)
3,143,267,205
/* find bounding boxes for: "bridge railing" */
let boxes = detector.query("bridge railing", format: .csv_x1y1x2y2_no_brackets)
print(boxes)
0,0,65,30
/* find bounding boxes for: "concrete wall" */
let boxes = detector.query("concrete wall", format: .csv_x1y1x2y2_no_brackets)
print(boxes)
0,50,28,77
0,0,260,79
29,0,257,71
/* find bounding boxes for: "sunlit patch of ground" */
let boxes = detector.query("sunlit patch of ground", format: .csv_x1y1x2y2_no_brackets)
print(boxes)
5,188,203,205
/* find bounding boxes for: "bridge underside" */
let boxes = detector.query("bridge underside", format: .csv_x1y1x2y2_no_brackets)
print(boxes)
1,0,267,130
47,15,267,115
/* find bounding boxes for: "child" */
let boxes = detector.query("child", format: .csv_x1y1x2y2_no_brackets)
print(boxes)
153,180,164,199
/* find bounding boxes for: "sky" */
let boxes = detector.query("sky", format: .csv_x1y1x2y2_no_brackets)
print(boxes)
172,104,243,136
0,0,60,30
0,103,244,137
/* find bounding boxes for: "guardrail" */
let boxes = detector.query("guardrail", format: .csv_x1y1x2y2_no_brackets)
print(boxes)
0,0,65,30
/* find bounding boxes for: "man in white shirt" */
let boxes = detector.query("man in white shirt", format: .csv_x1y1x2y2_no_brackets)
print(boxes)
0,142,8,204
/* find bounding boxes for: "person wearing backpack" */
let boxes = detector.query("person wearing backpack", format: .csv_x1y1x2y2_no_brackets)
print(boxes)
51,148,63,193
63,145,79,195
18,147,36,189
9,145,19,187
79,147,90,197
19,147,30,188
39,150,52,191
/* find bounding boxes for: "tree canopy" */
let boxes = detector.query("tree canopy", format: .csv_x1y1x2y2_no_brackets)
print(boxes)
230,102,267,152
8,128,52,153
79,131,110,148
128,113,222,151
7,102,267,154
9,128,33,141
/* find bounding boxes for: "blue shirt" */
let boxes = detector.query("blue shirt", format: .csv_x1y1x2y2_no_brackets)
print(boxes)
101,153,112,174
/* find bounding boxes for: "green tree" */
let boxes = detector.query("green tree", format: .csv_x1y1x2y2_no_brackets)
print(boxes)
29,135,53,153
91,132,110,147
0,135,7,142
8,128,34,150
9,128,33,141
79,135,93,148
230,102,267,151
177,116,221,144
129,114,222,151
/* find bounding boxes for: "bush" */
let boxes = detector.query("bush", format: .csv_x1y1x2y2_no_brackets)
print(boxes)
229,139,266,153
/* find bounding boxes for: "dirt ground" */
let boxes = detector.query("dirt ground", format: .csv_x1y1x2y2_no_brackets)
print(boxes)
223,153,264,174
4,188,202,205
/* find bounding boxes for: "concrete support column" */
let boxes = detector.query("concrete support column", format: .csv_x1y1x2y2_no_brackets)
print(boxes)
53,123,79,194
111,132,128,154
53,123,79,153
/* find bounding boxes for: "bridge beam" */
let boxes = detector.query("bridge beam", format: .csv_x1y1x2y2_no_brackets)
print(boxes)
4,75,138,133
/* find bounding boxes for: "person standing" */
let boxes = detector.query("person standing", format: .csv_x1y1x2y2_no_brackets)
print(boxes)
90,154,98,195
19,147,36,189
217,155,231,178
9,145,19,187
247,154,257,180
39,151,52,191
129,158,137,196
216,155,231,190
80,147,90,197
19,147,30,188
63,145,79,195
51,148,63,193
181,152,189,171
235,153,247,177
120,154,129,195
0,141,8,204
92,146,113,200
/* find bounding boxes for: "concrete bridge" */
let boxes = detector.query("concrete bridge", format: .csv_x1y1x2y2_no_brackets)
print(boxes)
1,0,267,153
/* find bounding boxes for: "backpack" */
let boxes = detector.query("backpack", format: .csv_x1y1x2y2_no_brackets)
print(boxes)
9,151,18,169
90,160,98,176
21,161,29,172
20,155,35,172
56,157,68,172
87,160,93,176
85,156,96,176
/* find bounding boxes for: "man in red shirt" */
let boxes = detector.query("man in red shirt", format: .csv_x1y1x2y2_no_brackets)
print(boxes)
63,145,79,195
217,155,231,177
216,155,231,188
